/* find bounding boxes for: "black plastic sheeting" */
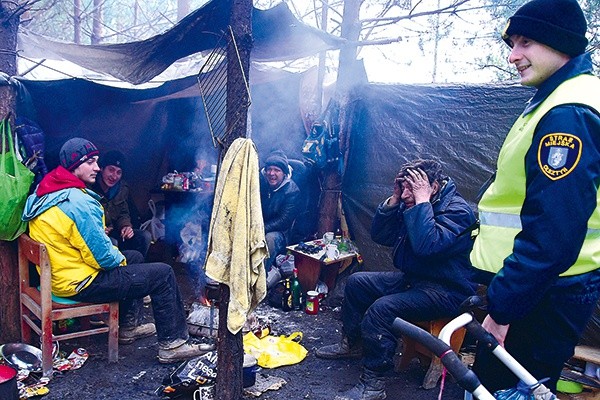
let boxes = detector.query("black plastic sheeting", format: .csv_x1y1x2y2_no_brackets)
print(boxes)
342,83,534,272
17,0,343,84
15,72,308,213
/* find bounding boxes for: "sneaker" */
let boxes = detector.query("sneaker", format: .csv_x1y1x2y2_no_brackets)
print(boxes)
158,341,215,364
316,336,362,359
119,323,156,344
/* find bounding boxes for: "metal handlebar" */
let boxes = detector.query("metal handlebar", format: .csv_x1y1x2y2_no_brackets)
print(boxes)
391,315,495,399
392,295,556,400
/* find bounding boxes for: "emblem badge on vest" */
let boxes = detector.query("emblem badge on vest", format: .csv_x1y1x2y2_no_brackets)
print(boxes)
537,133,582,180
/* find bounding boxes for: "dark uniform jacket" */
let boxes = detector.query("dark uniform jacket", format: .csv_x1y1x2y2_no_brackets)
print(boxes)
371,177,477,296
482,53,600,324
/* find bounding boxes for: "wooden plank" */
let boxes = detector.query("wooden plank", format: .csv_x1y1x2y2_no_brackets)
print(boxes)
575,346,600,365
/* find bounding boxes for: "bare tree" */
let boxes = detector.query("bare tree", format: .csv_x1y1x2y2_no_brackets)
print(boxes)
73,0,81,43
178,0,191,21
91,0,102,44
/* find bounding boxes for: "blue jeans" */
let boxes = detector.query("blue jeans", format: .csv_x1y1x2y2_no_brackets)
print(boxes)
342,271,471,372
70,250,188,348
265,231,286,272
473,270,600,393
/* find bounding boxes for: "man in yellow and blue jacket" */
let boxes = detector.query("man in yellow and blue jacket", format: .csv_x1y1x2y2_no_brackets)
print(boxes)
22,137,211,363
470,0,600,393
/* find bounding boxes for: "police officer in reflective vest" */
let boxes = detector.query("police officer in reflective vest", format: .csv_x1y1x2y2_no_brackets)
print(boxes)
470,0,600,393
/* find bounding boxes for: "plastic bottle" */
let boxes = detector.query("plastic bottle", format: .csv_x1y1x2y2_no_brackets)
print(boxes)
291,268,303,310
281,279,293,311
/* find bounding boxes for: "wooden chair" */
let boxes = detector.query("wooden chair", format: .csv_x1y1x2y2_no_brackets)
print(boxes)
18,234,119,378
395,318,466,389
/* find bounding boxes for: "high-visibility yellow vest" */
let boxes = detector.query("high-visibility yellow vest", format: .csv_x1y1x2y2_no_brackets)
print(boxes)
471,74,600,276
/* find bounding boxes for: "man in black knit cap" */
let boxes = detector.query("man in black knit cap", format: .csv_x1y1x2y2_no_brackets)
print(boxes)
91,150,151,259
259,150,300,273
470,0,600,394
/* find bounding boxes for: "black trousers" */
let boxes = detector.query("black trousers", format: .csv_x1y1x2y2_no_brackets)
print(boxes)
70,250,189,348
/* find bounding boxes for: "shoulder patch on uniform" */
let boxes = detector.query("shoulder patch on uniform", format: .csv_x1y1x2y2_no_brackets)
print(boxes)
537,133,582,180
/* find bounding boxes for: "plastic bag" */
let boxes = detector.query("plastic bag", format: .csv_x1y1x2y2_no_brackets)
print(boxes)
0,119,34,241
243,331,307,368
178,221,204,263
140,199,165,242
155,351,217,399
494,380,556,400
275,253,295,278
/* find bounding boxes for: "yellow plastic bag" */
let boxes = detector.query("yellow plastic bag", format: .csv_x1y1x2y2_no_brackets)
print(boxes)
243,331,307,368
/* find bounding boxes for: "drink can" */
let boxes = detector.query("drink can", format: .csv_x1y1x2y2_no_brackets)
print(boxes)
67,348,89,370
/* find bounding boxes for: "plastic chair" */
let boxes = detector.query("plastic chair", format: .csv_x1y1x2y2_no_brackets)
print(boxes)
18,234,119,377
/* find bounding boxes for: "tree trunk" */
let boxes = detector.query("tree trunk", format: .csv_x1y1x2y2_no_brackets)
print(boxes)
215,1,253,399
336,0,362,94
73,0,82,44
91,0,102,44
316,0,329,116
177,0,191,22
0,3,20,75
0,2,20,344
317,0,363,236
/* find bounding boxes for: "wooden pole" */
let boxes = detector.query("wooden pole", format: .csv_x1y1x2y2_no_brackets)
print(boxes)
214,0,253,399
0,71,21,343
0,239,20,343
317,0,364,236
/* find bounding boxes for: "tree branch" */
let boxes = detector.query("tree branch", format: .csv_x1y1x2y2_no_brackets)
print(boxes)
355,36,403,46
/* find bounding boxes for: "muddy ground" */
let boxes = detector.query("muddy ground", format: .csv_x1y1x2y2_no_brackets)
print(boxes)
19,259,468,400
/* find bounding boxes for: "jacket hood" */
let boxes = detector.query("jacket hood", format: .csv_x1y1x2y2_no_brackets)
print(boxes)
23,166,99,222
36,165,86,196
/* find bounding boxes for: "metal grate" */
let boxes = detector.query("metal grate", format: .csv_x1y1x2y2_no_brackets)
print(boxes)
196,26,252,148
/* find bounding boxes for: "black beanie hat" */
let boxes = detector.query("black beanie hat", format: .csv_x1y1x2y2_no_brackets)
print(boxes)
502,0,588,57
100,150,126,169
59,138,99,171
264,150,290,175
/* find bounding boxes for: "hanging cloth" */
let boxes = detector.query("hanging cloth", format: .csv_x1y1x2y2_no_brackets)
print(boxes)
204,138,268,334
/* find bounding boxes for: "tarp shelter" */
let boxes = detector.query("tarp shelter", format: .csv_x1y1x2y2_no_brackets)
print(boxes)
18,0,343,85
341,83,534,270
14,0,344,219
14,0,537,271
9,0,600,352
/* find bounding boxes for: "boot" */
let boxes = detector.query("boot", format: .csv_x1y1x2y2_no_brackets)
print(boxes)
334,368,386,400
316,336,362,359
158,341,215,364
118,323,156,344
